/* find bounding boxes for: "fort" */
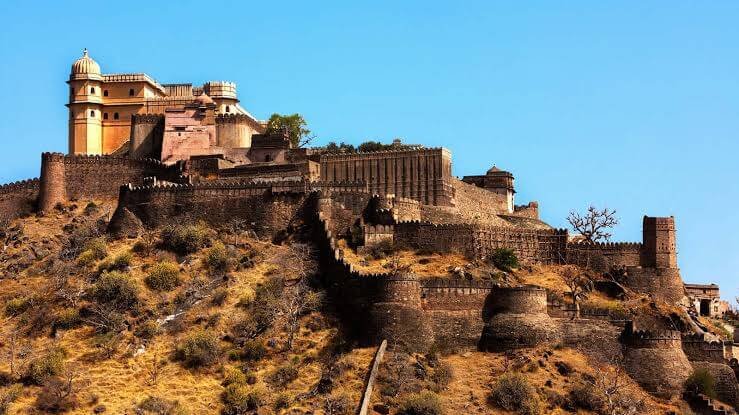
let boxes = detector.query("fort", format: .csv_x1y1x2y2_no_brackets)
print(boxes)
1,50,736,407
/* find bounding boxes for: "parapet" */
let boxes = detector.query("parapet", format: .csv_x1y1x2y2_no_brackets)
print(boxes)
681,333,733,363
131,113,165,124
620,321,682,349
0,178,40,194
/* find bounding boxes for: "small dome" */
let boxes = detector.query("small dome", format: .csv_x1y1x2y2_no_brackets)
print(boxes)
487,165,502,174
71,49,100,75
195,92,214,105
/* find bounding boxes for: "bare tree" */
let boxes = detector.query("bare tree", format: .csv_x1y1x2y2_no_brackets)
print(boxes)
586,358,645,415
280,278,323,350
561,266,592,320
567,206,619,242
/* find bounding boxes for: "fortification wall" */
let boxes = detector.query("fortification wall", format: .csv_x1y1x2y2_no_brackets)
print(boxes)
480,286,561,351
319,148,455,206
0,179,39,225
682,334,733,363
38,153,183,212
215,114,264,148
395,221,567,262
691,362,739,408
624,266,685,303
513,202,539,219
566,241,642,272
620,323,692,398
393,197,421,222
114,181,309,236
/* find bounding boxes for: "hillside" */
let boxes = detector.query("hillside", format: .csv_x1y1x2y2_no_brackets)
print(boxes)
0,200,709,414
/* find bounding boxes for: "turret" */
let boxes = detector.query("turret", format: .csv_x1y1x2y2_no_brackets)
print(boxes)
38,152,67,212
368,274,432,351
67,49,103,155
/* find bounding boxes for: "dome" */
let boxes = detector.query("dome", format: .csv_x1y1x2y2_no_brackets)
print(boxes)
70,49,100,76
195,92,214,105
486,165,503,174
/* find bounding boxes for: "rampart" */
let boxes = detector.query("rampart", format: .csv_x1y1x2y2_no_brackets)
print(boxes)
111,180,310,236
682,333,734,363
319,148,455,206
394,221,568,263
130,114,164,159
620,322,693,398
566,241,642,271
0,178,39,225
513,201,539,219
38,152,184,212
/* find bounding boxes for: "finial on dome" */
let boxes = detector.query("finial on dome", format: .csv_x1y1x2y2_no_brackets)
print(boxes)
83,48,88,57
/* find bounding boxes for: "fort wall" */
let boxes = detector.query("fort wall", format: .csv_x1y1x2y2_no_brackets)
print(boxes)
319,148,455,206
565,241,642,271
38,152,183,212
113,181,309,236
0,179,39,225
395,221,567,263
130,114,164,159
620,322,693,398
682,333,734,364
215,114,263,148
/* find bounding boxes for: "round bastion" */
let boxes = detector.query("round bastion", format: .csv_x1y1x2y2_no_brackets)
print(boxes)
368,274,433,352
478,285,561,352
620,323,692,399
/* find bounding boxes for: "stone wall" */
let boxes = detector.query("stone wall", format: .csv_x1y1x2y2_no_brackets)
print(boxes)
0,179,39,225
620,322,693,398
691,362,739,408
624,266,685,304
112,181,309,236
513,202,539,219
38,152,183,212
319,148,455,206
566,241,642,271
215,114,264,148
395,221,567,262
682,333,734,364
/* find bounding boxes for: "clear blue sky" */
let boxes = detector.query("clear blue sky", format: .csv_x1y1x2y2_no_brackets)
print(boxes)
1,1,737,300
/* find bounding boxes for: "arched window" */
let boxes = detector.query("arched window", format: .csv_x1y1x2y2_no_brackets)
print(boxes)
103,113,108,120
129,88,135,96
225,105,230,113
90,110,95,118
113,112,119,120
90,87,96,94
103,90,109,97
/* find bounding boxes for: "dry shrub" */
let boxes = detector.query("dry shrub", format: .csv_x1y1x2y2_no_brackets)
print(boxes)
0,384,22,415
203,241,232,272
569,382,605,411
160,223,211,254
429,361,454,391
145,262,181,291
77,237,108,266
24,347,66,385
96,251,132,273
35,374,80,413
211,287,228,306
221,383,267,415
268,362,299,387
137,395,189,414
397,390,444,415
4,296,33,317
324,390,352,415
134,320,160,340
89,271,140,311
488,373,540,415
53,308,81,330
175,330,220,369
366,239,395,259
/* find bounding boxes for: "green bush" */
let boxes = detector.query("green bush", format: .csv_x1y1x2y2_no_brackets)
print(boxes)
24,347,65,385
490,248,519,272
160,223,211,254
488,373,540,415
397,390,444,415
221,383,266,415
4,297,32,317
203,242,232,272
90,271,140,311
145,262,181,291
175,330,220,369
685,368,716,398
97,251,133,273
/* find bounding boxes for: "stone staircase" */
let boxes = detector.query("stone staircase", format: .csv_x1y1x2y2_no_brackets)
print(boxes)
687,393,737,415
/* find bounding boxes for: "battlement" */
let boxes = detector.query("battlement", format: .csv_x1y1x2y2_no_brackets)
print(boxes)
681,333,733,363
567,240,643,250
620,322,682,348
41,152,168,168
320,147,450,158
0,178,40,194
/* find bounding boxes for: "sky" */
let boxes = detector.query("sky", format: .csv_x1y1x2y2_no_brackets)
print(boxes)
1,1,737,300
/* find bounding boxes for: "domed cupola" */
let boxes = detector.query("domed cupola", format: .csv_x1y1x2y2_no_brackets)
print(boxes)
70,49,101,80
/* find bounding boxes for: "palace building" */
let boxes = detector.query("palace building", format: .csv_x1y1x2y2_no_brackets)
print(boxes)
67,49,263,155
